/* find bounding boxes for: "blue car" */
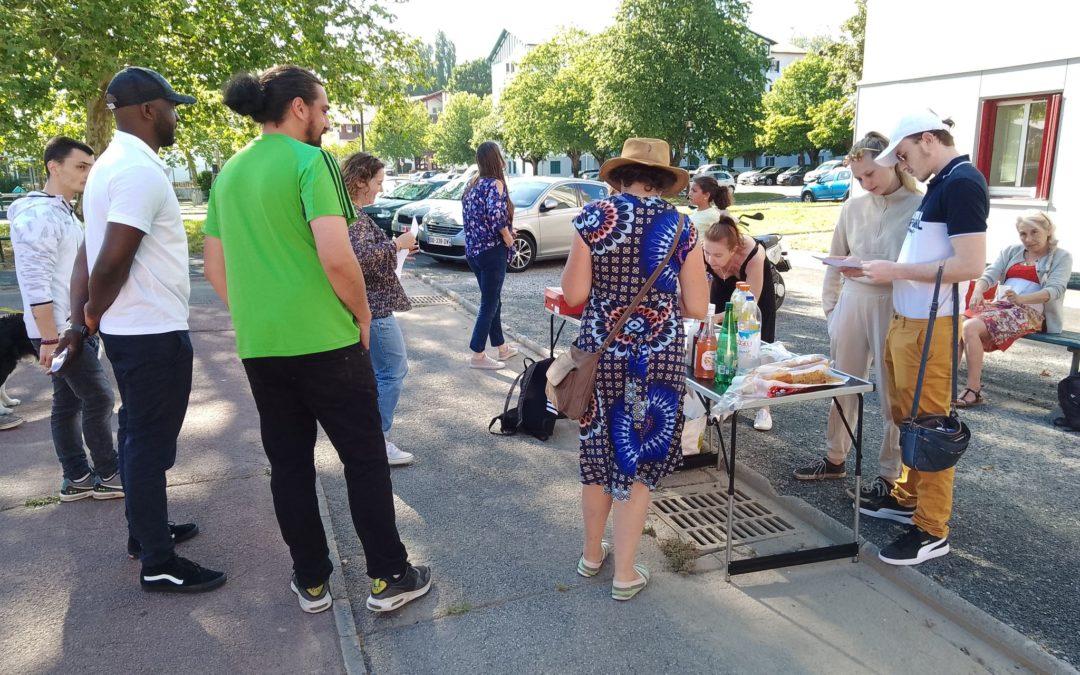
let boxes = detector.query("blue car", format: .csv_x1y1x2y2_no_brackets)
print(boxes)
800,168,852,202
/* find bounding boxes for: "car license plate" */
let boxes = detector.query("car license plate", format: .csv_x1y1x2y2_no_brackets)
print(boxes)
392,221,407,233
429,235,452,247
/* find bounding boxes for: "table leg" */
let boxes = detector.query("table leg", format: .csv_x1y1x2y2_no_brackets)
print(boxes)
853,393,864,561
724,410,738,582
549,314,556,358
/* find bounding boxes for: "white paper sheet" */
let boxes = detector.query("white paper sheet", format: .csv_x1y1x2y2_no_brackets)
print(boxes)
813,255,863,269
395,218,421,278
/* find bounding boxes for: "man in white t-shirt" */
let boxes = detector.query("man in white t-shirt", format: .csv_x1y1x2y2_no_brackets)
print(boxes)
60,67,225,593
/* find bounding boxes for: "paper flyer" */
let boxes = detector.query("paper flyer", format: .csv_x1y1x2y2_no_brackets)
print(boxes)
395,218,420,278
813,255,863,269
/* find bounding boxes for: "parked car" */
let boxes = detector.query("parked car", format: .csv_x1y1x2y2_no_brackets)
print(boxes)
691,163,726,176
695,169,736,190
803,159,843,184
580,169,600,180
417,176,610,272
800,168,852,202
736,167,767,185
747,166,792,186
364,179,449,233
776,165,811,186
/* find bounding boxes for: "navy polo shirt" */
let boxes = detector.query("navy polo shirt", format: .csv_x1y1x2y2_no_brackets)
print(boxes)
893,155,989,318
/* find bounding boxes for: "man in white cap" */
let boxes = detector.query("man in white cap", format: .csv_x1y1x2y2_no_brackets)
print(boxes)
854,110,987,565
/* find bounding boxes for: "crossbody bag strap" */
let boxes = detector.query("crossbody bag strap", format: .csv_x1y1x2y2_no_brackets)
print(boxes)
908,265,945,419
598,214,686,354
951,281,960,414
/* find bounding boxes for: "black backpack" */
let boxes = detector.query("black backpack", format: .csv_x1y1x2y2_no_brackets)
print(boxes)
1054,374,1080,431
489,357,559,441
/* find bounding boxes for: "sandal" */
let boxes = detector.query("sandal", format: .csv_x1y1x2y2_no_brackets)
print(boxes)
577,540,611,578
611,563,650,601
955,388,984,408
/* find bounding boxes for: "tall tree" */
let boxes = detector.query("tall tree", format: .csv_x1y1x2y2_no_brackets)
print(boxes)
824,0,867,96
433,31,457,91
448,58,492,97
501,29,603,175
589,0,768,166
427,93,490,166
0,0,425,163
368,99,431,171
756,54,845,164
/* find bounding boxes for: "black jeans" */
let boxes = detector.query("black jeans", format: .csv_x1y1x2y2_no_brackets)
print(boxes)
466,245,508,353
101,331,193,566
242,343,409,587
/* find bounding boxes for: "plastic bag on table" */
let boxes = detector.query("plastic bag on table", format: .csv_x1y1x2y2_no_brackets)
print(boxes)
712,362,842,411
760,341,797,364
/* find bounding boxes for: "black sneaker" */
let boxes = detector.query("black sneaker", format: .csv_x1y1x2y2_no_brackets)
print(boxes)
366,565,432,612
291,573,333,614
846,475,894,503
793,457,846,480
141,555,226,593
858,492,915,525
879,526,950,565
128,522,200,559
59,473,96,502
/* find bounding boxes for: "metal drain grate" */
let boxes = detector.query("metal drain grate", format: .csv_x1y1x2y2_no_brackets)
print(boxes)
651,483,796,553
408,294,452,307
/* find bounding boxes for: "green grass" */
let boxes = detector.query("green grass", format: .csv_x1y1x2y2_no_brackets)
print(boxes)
25,495,61,508
674,192,842,254
185,218,206,256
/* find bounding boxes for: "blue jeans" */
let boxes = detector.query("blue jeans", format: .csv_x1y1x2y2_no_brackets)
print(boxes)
33,335,117,480
467,245,508,354
369,315,408,434
102,331,193,566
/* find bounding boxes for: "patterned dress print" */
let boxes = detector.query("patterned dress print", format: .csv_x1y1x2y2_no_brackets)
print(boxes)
461,176,511,259
574,193,698,500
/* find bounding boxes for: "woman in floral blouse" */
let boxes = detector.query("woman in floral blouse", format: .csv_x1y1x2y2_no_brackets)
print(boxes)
461,141,519,369
342,152,419,466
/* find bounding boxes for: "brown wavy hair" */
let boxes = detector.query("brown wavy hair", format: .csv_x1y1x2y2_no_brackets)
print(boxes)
341,152,385,200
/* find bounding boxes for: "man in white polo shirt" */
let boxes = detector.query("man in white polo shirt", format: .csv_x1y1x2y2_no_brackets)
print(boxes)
858,110,988,566
60,67,225,593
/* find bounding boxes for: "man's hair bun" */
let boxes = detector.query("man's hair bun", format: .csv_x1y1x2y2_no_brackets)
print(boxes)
223,72,267,120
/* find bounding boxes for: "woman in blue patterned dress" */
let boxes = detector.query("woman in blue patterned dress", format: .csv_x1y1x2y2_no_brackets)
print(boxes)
561,138,708,600
461,141,519,369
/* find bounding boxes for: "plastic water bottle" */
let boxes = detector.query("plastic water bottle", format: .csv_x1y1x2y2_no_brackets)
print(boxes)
715,302,737,389
737,294,762,371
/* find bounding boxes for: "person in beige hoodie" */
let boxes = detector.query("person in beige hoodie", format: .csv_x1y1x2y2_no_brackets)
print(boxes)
793,132,922,502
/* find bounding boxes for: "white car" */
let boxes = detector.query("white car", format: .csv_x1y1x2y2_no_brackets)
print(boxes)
692,163,727,176
804,159,843,184
695,169,736,190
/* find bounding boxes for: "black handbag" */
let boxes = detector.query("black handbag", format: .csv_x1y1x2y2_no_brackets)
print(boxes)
899,266,971,472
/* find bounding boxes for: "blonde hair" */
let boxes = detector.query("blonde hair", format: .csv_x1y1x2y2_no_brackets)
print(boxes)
1016,210,1058,250
846,131,919,193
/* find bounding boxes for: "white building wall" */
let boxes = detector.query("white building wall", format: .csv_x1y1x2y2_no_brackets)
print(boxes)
857,0,1080,265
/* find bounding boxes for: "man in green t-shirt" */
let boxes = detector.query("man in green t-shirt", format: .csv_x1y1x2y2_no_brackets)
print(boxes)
203,65,431,615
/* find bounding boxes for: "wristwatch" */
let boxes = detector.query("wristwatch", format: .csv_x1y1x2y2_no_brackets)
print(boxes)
68,324,91,340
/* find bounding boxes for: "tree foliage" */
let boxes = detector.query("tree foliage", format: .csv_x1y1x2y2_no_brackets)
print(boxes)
368,99,431,167
448,58,492,97
501,29,604,175
433,31,457,92
588,0,768,166
0,0,425,169
427,93,490,166
756,54,847,163
823,0,866,96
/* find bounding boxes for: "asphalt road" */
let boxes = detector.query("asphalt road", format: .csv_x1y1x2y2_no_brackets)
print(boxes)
404,251,1080,667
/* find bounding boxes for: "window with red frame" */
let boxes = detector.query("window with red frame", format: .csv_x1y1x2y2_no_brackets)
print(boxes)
976,93,1062,200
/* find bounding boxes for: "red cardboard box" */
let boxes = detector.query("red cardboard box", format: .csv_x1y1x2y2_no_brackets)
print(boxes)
544,287,585,317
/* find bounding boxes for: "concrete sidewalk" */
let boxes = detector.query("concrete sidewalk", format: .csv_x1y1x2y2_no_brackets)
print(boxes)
0,276,1073,674
0,303,343,674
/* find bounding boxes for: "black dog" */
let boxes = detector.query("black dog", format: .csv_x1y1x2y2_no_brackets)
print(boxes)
0,312,37,414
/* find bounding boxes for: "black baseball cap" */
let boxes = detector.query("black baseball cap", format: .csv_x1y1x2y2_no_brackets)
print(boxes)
105,67,196,110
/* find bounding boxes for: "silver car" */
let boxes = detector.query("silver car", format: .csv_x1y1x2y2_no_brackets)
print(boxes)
417,176,610,272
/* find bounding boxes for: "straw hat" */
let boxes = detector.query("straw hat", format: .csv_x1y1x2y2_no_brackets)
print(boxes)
598,138,690,197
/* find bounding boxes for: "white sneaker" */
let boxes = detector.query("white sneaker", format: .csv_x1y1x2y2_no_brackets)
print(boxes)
386,441,415,466
753,407,773,432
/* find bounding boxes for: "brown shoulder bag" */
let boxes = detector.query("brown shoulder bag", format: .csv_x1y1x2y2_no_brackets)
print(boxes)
546,215,686,420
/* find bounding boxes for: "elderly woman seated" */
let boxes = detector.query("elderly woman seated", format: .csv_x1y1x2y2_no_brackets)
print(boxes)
957,211,1073,407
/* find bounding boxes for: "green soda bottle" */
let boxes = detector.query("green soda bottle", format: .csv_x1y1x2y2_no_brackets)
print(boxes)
715,302,737,390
